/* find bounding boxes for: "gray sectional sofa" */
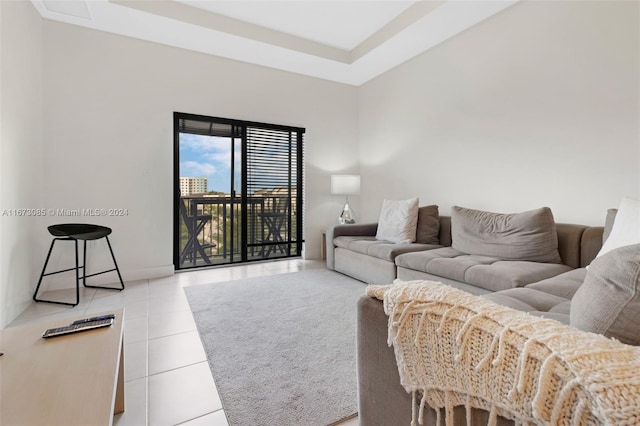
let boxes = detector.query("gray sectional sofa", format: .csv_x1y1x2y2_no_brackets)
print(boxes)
325,204,627,425
327,206,607,322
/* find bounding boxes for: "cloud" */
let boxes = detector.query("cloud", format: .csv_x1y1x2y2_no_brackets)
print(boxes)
204,151,231,167
180,134,228,152
180,161,217,175
181,134,237,170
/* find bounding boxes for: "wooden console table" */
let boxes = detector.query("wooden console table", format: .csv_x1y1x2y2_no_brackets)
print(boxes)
0,308,125,425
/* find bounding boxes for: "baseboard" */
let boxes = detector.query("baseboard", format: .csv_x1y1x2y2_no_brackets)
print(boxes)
122,265,175,283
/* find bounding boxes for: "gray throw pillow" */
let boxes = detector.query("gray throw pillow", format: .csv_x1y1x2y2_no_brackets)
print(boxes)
451,206,562,263
570,244,640,345
415,205,440,245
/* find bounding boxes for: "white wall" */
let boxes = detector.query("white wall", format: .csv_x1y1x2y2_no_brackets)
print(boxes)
358,1,639,226
0,1,45,327
40,21,358,289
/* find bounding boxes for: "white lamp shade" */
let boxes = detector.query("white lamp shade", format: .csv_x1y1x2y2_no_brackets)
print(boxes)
331,175,360,195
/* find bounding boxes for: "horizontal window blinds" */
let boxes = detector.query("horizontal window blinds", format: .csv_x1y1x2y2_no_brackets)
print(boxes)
245,126,303,258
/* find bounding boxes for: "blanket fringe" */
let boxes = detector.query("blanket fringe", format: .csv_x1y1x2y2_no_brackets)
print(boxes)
488,404,498,426
411,390,417,426
418,391,427,425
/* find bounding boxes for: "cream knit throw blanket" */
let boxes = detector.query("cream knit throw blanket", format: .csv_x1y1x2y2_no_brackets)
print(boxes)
367,280,640,426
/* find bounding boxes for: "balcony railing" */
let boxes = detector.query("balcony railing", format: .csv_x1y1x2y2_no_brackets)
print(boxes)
178,195,298,268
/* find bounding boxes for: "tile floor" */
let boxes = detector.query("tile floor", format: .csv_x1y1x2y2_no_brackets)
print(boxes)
9,259,359,426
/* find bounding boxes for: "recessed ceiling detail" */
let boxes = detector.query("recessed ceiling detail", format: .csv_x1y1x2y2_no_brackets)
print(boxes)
176,0,416,51
42,0,91,20
30,0,519,86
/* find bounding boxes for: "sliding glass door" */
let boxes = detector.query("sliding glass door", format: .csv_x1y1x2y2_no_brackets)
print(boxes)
173,113,304,270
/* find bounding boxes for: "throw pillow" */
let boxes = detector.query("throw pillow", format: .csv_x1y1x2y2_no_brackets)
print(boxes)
570,244,640,346
415,205,440,245
596,197,640,259
451,206,562,263
375,198,419,244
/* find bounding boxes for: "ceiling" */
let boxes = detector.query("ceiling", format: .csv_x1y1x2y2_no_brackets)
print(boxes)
31,0,519,86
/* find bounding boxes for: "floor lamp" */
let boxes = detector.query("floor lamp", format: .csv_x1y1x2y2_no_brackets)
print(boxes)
331,175,360,224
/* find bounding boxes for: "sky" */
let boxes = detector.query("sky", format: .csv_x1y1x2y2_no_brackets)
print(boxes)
179,133,241,193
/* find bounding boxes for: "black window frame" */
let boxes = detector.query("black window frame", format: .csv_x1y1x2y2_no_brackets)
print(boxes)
173,112,305,270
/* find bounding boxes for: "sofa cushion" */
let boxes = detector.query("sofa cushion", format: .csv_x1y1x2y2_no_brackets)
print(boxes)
426,255,498,283
570,244,640,345
483,288,568,312
333,236,438,262
395,247,466,272
375,198,419,243
482,288,571,324
549,300,571,315
464,261,572,292
333,235,374,249
366,242,439,262
525,268,586,299
415,205,440,245
396,248,572,292
451,206,562,264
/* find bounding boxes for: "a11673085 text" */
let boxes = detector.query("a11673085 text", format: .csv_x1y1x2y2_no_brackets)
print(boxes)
1,208,129,217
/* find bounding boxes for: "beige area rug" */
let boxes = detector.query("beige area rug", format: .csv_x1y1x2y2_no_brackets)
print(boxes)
184,269,366,426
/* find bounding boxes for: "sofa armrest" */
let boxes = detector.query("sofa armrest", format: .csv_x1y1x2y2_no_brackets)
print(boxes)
357,296,412,426
325,223,378,269
357,295,512,426
555,223,587,268
581,226,604,267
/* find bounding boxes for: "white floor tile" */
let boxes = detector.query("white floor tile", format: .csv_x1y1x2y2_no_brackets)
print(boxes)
151,273,200,288
29,287,96,310
14,300,73,319
10,302,92,327
113,377,147,426
125,340,148,382
124,317,148,344
87,291,126,309
83,304,124,319
148,331,206,375
92,282,148,306
171,269,232,287
121,278,151,289
178,409,229,426
148,362,221,426
147,292,190,316
121,299,149,320
148,310,196,340
121,283,150,301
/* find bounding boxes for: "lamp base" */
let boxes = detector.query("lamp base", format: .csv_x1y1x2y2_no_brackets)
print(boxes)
339,202,355,224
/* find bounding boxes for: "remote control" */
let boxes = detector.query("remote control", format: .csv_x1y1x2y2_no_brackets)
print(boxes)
42,318,114,338
71,313,115,325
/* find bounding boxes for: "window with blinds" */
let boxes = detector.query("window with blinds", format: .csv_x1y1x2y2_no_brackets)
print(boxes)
173,112,304,269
